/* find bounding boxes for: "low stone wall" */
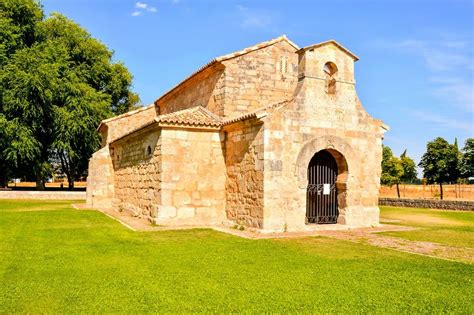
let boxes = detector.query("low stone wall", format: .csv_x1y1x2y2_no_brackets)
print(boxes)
0,190,86,200
379,198,474,211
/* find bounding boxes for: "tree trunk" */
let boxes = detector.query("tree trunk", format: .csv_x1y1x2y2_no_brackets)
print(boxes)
0,173,6,188
439,182,443,200
68,176,74,191
36,173,45,191
396,183,400,198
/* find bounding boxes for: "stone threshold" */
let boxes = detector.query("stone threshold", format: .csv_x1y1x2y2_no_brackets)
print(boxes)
72,203,415,239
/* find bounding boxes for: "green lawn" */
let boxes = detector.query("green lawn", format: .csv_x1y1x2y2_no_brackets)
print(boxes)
0,200,473,313
380,206,474,248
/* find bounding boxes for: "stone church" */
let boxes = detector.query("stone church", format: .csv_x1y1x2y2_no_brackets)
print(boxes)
86,35,388,232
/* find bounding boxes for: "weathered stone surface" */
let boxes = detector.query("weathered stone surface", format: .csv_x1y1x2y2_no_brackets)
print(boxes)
224,120,264,228
109,126,162,221
155,128,226,226
87,36,387,232
86,146,114,209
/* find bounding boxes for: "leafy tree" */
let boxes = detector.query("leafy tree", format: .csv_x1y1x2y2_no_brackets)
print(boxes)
1,4,138,189
453,137,462,182
0,0,43,66
381,145,404,197
460,138,474,179
418,137,459,200
400,150,417,184
0,0,43,187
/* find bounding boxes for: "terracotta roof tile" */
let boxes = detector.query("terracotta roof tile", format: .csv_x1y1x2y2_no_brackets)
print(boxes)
222,98,294,125
155,106,222,127
111,99,294,144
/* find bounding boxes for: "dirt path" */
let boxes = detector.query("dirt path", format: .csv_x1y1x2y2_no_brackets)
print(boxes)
318,229,474,264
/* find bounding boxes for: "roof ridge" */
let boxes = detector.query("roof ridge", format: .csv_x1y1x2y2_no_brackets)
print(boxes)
97,104,155,131
155,106,222,127
215,35,299,62
298,40,359,61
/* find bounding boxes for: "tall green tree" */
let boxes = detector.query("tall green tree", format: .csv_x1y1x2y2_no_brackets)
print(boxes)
1,3,138,189
0,0,43,187
460,138,474,179
400,150,417,184
396,149,418,198
0,0,43,65
418,137,459,200
381,145,404,197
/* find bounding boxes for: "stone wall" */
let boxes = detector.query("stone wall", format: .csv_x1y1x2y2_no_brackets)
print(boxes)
224,120,264,228
222,40,298,119
379,198,474,211
156,40,297,120
110,126,161,220
0,191,86,200
86,146,114,209
259,44,385,232
156,65,226,116
100,105,157,146
156,127,226,225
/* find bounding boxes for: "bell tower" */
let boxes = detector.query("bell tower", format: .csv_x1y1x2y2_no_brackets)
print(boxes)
296,40,358,98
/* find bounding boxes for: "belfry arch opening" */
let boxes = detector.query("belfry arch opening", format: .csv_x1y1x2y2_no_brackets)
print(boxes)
306,149,348,224
323,62,338,94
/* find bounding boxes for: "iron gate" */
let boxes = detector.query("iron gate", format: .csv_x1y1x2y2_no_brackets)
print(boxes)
306,150,339,224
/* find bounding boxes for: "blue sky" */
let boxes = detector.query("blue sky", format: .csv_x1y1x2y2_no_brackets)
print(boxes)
42,0,473,169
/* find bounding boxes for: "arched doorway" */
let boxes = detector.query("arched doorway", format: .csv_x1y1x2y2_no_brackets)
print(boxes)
306,150,339,224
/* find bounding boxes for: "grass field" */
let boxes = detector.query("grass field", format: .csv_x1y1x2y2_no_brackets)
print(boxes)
0,200,473,313
380,206,474,248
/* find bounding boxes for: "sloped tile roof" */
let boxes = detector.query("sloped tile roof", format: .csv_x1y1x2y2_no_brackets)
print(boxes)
111,99,294,144
155,106,222,127
222,98,294,125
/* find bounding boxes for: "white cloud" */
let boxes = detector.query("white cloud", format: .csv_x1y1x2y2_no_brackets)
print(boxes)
135,2,148,9
172,0,180,4
430,78,474,112
393,38,473,72
132,2,157,16
406,109,474,134
237,5,273,29
385,35,474,112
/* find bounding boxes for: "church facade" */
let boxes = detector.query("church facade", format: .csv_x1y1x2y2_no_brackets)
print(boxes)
86,35,388,232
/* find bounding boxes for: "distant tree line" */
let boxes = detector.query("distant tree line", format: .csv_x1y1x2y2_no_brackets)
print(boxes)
382,137,474,199
0,0,140,190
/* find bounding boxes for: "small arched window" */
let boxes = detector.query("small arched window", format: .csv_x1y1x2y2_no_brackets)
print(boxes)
147,145,152,156
279,56,288,75
323,62,338,95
